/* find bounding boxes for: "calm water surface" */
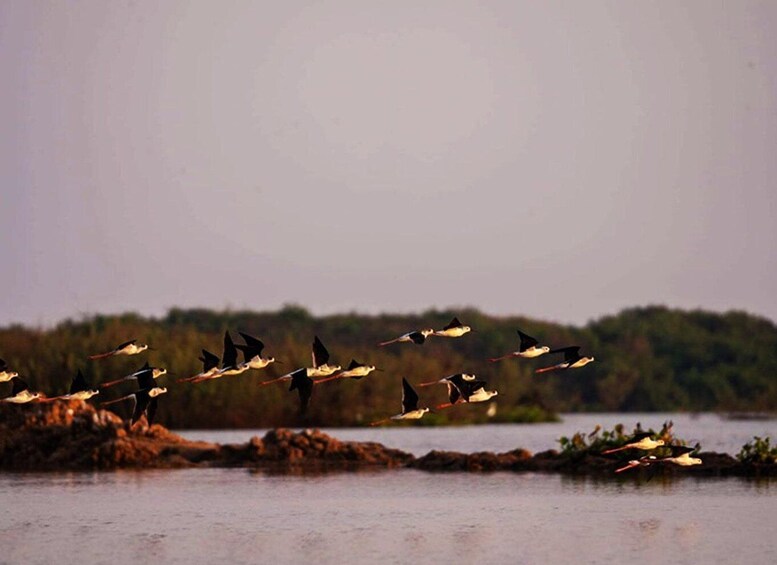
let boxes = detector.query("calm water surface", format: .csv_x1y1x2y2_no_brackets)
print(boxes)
1,414,775,564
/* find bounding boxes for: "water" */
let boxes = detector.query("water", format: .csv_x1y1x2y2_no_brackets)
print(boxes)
1,414,775,564
178,412,777,456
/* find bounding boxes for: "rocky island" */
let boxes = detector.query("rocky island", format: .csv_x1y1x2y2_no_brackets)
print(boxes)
1,401,774,477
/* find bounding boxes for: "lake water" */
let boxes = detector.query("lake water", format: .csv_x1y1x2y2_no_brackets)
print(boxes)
1,414,775,564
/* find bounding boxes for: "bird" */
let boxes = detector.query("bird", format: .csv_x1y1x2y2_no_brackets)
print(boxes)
101,378,168,426
217,331,250,377
88,339,151,360
660,445,703,467
601,432,665,454
488,330,550,362
235,332,277,371
314,359,381,384
52,369,100,401
433,317,471,338
435,377,498,410
307,336,340,377
288,368,313,415
378,329,435,347
418,372,477,388
2,377,43,403
615,455,658,474
535,346,594,373
177,349,221,383
0,358,19,382
369,378,430,426
100,362,167,388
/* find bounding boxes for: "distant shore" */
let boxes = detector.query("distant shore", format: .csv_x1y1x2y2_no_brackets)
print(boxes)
1,401,775,477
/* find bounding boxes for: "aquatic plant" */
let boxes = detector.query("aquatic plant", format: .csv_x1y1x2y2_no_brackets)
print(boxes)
737,436,777,464
557,421,678,456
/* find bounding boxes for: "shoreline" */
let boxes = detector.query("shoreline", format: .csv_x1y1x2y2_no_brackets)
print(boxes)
2,401,775,477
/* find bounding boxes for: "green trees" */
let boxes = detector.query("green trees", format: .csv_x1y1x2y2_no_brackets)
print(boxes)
1,305,775,428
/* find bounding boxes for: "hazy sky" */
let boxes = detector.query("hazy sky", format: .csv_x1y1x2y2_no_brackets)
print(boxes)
2,1,776,327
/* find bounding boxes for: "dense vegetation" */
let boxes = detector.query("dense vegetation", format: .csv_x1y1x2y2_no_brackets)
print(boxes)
1,305,775,428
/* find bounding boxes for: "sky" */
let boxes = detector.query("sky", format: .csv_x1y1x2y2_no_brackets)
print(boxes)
1,1,776,328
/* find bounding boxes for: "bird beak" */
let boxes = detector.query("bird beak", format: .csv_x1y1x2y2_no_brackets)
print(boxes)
147,347,157,351
274,361,284,365
375,368,385,372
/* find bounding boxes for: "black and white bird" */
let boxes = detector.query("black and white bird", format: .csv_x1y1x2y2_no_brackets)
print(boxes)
433,317,472,338
288,368,314,415
2,377,43,403
54,370,100,401
0,358,19,382
88,339,151,360
308,336,340,377
615,455,658,474
178,349,221,383
378,329,435,347
235,332,277,371
535,346,594,373
369,378,430,426
418,372,477,389
314,359,380,384
217,331,250,377
435,377,498,410
100,362,167,388
660,445,703,467
488,330,550,362
101,371,167,426
602,432,665,455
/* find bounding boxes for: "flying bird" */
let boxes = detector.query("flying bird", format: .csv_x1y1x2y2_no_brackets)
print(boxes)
100,362,167,388
378,329,435,347
308,336,340,377
52,370,100,401
369,378,430,426
535,346,594,373
217,331,250,377
435,377,498,410
660,445,703,467
177,349,221,383
0,358,19,382
101,377,168,426
602,432,665,455
314,359,381,384
615,455,658,474
88,339,151,360
433,317,471,338
2,377,43,403
488,330,550,362
235,332,277,371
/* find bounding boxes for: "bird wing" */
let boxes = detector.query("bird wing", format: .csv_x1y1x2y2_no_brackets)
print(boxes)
312,336,330,367
443,317,462,330
668,445,696,457
11,377,29,396
0,358,7,371
221,331,238,369
147,398,159,426
517,330,539,350
238,332,265,353
446,381,461,404
401,377,420,413
70,370,89,394
289,369,313,414
347,359,362,370
131,392,151,425
408,331,427,344
200,349,220,372
114,339,137,351
549,346,581,361
629,432,653,443
136,370,155,390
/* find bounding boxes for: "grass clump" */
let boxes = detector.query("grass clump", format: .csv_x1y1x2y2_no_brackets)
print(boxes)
737,436,777,464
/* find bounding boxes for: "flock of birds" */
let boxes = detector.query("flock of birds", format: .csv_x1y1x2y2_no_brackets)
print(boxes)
0,315,700,473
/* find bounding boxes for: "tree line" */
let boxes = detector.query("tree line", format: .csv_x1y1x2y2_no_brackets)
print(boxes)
1,305,775,428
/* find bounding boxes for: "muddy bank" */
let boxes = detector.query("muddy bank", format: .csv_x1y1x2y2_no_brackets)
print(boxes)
1,401,774,476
